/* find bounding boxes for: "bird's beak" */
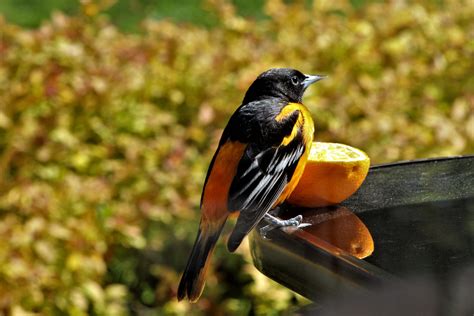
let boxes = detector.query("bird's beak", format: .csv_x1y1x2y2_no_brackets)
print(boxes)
302,74,326,89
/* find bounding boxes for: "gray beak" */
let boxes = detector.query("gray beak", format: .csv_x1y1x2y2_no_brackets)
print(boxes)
302,74,326,89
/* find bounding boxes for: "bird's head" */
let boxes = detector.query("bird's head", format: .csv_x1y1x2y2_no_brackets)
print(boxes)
242,68,325,104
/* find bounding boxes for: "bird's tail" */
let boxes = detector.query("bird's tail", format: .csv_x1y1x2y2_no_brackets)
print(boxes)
177,217,227,302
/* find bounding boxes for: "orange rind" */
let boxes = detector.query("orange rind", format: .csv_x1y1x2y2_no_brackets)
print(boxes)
288,142,370,207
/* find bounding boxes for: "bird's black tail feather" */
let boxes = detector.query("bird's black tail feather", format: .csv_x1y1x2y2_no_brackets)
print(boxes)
177,218,226,302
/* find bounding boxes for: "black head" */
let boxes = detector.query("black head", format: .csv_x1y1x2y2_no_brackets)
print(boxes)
242,68,325,104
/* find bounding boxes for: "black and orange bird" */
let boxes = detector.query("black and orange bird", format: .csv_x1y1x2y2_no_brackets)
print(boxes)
177,68,325,302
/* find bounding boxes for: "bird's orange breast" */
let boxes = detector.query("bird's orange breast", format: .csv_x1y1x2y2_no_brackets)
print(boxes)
201,141,246,221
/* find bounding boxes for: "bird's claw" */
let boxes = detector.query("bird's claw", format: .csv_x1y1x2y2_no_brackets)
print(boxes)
259,214,310,238
286,215,303,226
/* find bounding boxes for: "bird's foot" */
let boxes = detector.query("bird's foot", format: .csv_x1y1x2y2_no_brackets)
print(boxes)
260,213,310,238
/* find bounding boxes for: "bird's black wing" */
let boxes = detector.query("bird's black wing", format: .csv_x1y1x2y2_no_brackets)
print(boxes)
226,111,305,252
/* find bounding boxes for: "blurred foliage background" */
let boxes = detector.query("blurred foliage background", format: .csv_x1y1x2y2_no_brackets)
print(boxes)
0,0,473,315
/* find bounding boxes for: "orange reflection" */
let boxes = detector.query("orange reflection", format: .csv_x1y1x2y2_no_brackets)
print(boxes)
294,206,374,259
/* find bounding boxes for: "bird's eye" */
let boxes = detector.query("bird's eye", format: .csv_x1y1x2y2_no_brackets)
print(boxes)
291,76,299,85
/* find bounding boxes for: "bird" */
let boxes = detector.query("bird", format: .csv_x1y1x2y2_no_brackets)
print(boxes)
177,68,325,302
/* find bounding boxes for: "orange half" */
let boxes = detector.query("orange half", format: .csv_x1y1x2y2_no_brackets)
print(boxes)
288,142,370,207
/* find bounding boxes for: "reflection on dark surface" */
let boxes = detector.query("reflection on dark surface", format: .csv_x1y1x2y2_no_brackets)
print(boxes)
250,205,387,302
250,156,474,303
341,156,474,278
282,206,374,259
359,197,474,277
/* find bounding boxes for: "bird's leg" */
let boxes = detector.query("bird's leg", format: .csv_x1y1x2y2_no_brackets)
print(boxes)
260,213,309,237
264,213,302,227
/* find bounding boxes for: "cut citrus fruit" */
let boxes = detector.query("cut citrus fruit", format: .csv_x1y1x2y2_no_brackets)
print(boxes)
288,142,370,207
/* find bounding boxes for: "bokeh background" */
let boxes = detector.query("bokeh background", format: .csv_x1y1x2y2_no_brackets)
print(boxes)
0,0,473,314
